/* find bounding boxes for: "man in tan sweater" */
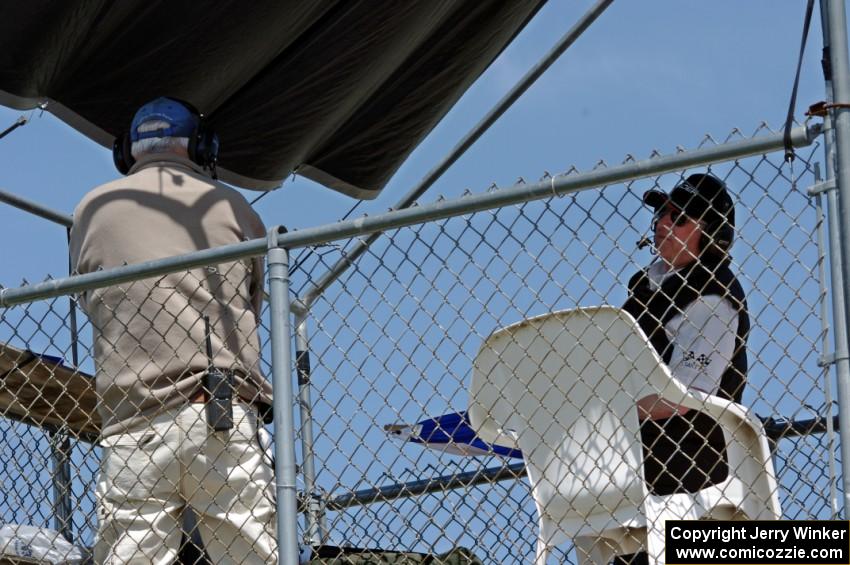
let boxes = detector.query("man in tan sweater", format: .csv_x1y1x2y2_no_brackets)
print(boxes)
70,97,276,564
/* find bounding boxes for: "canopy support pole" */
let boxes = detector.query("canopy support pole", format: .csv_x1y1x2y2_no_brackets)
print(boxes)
820,0,850,515
294,310,326,543
299,0,616,310
267,228,300,565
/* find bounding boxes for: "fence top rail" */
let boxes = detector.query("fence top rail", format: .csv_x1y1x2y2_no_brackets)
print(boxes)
0,123,820,308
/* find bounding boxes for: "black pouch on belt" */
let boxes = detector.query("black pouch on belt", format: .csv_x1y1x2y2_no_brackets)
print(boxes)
203,367,234,431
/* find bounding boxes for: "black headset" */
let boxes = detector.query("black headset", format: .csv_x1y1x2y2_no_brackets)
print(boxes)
112,98,219,177
700,213,735,258
674,174,736,259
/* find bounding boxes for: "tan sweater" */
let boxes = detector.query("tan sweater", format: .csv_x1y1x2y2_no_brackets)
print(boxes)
69,154,272,437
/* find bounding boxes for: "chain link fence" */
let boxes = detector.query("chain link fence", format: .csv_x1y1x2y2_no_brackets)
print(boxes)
0,125,839,563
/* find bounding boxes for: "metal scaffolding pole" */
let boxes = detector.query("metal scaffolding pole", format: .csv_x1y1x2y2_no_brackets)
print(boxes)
49,228,79,541
817,0,847,517
267,228,299,565
822,0,850,513
48,430,73,540
811,162,842,517
0,195,78,538
324,415,835,511
0,188,72,227
293,311,326,543
300,0,615,309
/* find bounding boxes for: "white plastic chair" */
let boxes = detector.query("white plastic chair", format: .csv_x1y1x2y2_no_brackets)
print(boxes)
468,306,781,565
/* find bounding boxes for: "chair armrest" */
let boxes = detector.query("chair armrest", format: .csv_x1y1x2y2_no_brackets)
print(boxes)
661,387,773,460
672,388,756,428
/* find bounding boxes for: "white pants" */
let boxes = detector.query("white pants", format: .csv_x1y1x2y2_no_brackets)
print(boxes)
94,403,277,564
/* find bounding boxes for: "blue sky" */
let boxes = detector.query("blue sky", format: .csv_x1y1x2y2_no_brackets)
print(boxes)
0,1,830,288
0,0,843,557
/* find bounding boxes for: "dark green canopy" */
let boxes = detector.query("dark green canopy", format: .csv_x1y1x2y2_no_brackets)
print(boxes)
0,1,544,197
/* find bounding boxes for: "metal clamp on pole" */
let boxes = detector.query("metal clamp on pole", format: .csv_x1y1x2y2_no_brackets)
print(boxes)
818,351,850,368
266,225,300,565
808,179,837,196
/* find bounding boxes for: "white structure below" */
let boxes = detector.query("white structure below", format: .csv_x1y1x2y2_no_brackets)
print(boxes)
0,524,87,564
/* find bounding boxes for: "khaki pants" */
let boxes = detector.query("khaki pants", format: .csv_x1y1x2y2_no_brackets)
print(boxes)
94,403,277,564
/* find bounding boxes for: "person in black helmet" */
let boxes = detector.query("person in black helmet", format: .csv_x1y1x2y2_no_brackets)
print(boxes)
615,173,750,565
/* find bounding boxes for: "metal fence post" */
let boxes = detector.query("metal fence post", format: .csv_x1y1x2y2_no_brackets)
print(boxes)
49,228,78,541
817,0,847,517
821,0,850,513
811,163,842,517
293,306,327,543
48,429,72,540
267,227,300,565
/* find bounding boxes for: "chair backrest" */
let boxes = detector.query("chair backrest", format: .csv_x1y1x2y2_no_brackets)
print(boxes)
469,306,781,562
469,307,670,527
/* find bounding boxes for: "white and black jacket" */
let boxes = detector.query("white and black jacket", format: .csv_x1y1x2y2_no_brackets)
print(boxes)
622,255,750,495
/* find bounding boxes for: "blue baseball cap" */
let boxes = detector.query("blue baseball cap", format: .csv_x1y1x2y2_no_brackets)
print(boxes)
130,97,199,142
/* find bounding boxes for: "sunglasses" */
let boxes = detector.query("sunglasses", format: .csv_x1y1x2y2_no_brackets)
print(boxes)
653,206,690,227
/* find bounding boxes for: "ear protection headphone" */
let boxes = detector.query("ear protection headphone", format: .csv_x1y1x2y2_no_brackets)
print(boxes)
112,97,220,177
700,214,735,258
